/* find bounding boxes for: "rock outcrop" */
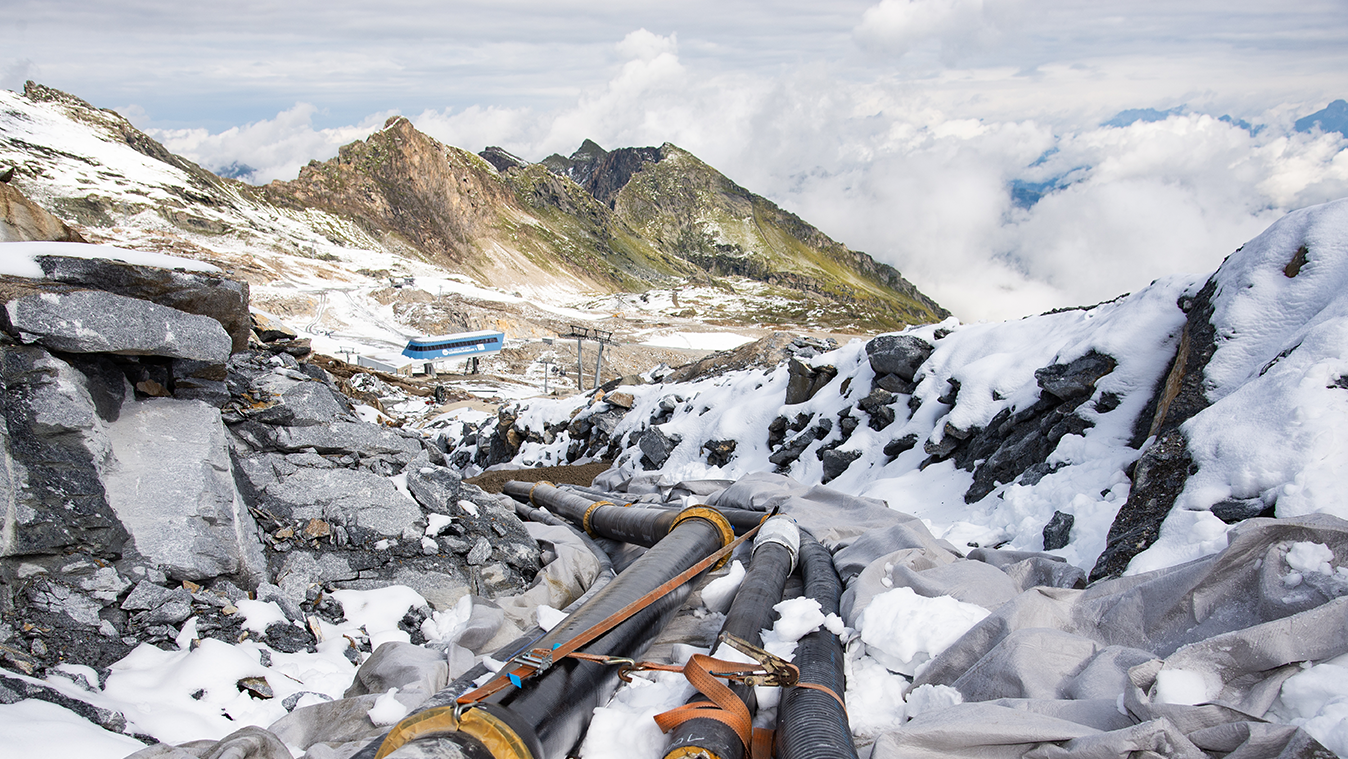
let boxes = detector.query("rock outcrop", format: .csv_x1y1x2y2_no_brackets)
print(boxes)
0,181,87,243
0,252,541,681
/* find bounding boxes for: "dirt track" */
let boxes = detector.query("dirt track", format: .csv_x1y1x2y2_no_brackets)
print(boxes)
465,460,615,494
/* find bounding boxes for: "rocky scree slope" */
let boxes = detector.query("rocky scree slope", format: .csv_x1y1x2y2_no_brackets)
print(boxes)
438,197,1348,584
502,138,948,331
0,251,542,690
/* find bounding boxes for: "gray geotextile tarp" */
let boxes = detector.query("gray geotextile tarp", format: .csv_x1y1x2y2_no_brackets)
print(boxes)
703,472,1346,759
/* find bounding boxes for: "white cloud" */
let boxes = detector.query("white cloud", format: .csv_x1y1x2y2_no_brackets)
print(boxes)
854,0,1020,60
90,4,1348,322
616,29,678,62
149,104,395,183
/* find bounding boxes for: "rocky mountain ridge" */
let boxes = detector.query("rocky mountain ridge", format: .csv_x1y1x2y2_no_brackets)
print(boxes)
2,82,946,335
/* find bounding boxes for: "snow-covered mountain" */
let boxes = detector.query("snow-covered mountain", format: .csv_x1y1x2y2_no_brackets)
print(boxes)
0,81,945,350
439,197,1348,585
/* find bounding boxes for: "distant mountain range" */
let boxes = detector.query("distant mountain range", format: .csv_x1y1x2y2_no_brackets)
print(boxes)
0,82,947,333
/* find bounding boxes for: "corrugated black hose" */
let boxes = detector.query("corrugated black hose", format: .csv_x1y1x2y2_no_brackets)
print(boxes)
774,530,858,759
661,516,799,759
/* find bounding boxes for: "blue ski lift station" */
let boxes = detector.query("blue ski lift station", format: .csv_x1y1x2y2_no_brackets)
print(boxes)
401,330,505,360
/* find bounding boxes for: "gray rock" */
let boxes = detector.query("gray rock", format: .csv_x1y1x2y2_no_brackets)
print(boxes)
1090,431,1192,582
405,457,463,513
76,565,131,602
25,578,104,627
0,345,129,559
232,420,422,458
122,579,175,611
256,582,304,621
243,372,350,427
251,312,298,343
1042,510,1075,551
638,427,681,469
785,358,838,405
101,397,266,582
866,334,932,381
3,289,231,362
589,408,626,439
874,372,917,395
35,254,251,354
343,641,447,700
1211,498,1275,524
858,388,897,430
785,358,815,405
1034,351,1117,401
702,439,737,468
466,537,491,565
263,467,423,538
769,430,814,468
883,434,918,461
0,672,130,739
141,588,193,625
819,448,862,483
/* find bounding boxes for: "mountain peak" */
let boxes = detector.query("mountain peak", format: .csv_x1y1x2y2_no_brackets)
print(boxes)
1295,99,1348,137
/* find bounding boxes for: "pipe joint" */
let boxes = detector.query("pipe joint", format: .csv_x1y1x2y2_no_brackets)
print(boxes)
581,500,616,536
672,506,735,569
753,515,801,573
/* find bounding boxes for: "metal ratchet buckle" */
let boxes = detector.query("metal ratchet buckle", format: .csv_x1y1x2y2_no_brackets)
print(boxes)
718,633,800,687
504,648,554,687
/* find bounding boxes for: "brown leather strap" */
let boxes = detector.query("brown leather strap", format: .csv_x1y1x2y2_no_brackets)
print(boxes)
654,653,789,759
751,727,775,759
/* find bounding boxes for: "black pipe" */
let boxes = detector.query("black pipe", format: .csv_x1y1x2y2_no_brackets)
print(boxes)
504,480,766,542
662,516,799,759
505,481,690,547
346,500,621,759
774,531,858,759
494,515,728,757
363,507,734,759
556,483,626,501
502,480,600,524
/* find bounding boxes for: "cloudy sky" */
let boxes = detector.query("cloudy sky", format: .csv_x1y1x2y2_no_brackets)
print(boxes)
6,1,1348,320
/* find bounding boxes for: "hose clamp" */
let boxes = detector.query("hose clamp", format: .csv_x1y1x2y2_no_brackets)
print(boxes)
753,515,801,573
527,480,555,505
672,506,736,569
581,501,614,536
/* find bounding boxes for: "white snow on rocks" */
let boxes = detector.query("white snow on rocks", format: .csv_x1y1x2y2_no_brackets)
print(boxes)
1135,198,1348,572
0,240,221,278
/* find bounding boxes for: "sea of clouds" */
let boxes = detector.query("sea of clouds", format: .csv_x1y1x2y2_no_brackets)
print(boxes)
137,13,1348,323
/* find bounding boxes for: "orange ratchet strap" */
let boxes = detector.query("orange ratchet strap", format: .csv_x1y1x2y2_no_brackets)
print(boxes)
453,517,763,708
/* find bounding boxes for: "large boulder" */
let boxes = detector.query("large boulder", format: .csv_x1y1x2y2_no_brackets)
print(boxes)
0,344,127,559
261,467,423,538
34,254,251,353
3,287,231,362
231,419,423,458
866,334,933,381
101,396,266,582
